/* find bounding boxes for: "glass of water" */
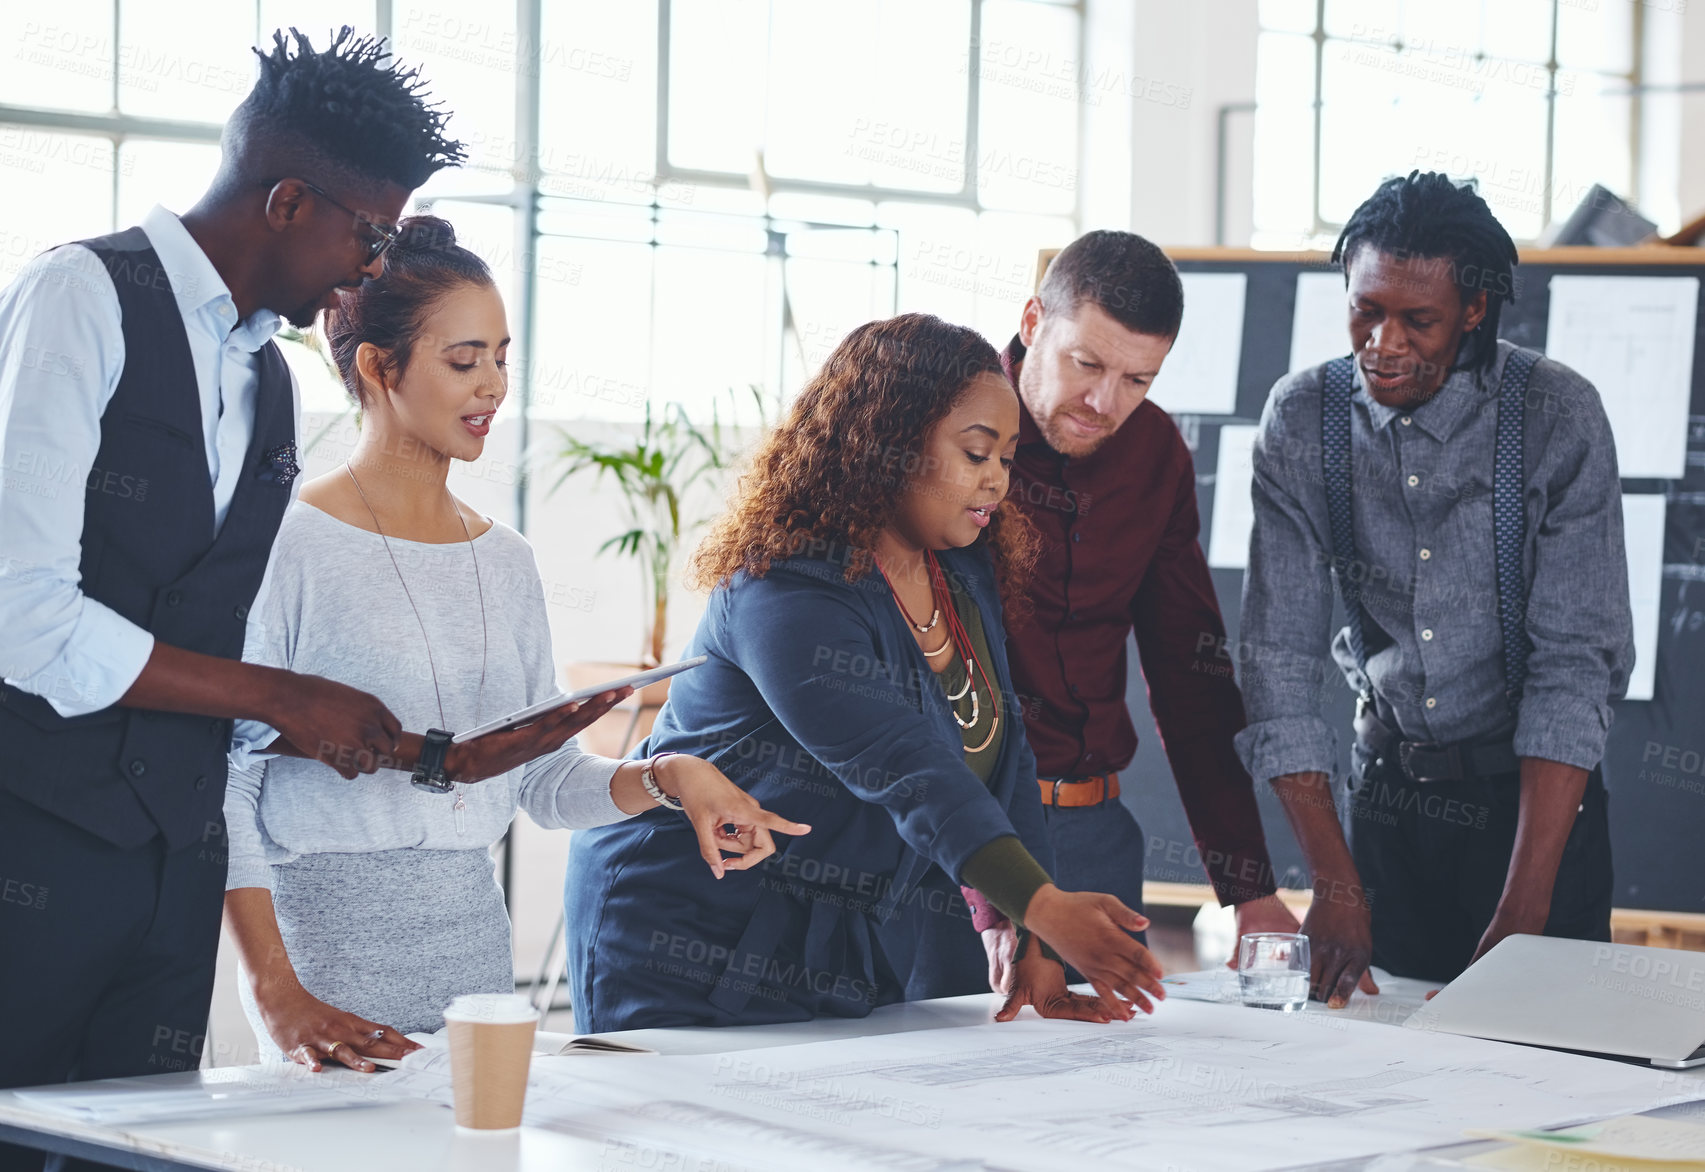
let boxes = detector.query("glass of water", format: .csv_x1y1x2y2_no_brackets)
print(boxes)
1237,932,1310,1012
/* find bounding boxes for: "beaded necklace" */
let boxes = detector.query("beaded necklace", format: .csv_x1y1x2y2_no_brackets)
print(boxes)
876,550,1000,754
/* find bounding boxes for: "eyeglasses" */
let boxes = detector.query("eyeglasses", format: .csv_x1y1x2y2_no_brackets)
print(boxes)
303,181,400,264
265,178,399,264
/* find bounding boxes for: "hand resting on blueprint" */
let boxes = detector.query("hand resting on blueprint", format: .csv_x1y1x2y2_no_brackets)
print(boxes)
990,927,1122,1023
247,968,423,1073
1016,886,1167,1019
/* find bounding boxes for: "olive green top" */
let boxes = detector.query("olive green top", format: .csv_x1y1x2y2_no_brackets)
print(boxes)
939,575,1052,928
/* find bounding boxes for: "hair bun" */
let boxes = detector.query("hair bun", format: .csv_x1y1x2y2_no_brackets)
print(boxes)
392,214,457,256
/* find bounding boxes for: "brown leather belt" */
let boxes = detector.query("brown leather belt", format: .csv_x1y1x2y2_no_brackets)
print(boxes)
1038,773,1120,808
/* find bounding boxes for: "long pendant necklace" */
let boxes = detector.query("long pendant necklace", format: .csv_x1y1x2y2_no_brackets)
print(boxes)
945,670,971,703
953,678,981,729
346,462,489,834
927,551,1000,752
957,654,998,754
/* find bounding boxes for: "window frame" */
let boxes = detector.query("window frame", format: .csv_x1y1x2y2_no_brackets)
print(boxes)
1254,0,1645,244
0,0,1084,531
653,0,1086,215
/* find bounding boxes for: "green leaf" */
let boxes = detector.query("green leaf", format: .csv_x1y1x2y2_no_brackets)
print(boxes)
599,529,645,557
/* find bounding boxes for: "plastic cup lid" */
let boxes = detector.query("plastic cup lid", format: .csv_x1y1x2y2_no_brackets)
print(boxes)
443,993,539,1024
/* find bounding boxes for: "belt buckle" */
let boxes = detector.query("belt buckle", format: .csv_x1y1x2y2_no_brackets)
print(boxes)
1398,741,1458,784
1042,775,1112,807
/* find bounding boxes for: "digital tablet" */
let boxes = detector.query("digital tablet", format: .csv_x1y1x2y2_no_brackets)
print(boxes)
450,656,707,744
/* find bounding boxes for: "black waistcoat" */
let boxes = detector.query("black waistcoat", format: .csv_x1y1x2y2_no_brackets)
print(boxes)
0,227,296,851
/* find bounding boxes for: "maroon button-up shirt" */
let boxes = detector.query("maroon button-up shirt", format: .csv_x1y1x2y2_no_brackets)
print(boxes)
1000,336,1276,906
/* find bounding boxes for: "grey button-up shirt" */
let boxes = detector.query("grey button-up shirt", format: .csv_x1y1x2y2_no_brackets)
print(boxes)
1235,338,1633,783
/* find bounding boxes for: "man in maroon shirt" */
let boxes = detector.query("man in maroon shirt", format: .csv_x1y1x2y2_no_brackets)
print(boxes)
978,230,1301,986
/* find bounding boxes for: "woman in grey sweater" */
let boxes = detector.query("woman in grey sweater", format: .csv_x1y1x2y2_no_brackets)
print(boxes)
223,216,807,1071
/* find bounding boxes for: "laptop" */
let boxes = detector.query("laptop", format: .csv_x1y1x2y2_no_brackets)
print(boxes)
1405,934,1705,1068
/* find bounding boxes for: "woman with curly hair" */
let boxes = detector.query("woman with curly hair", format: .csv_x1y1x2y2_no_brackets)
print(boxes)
565,313,1166,1030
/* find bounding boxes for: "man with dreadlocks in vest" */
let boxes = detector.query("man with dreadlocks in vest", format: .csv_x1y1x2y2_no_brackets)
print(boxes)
1235,171,1632,1007
0,28,465,1169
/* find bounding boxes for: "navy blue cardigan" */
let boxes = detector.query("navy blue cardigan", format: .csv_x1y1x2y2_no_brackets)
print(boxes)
564,542,1050,1031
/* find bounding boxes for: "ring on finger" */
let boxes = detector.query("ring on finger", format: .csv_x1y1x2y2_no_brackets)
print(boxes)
326,1041,345,1057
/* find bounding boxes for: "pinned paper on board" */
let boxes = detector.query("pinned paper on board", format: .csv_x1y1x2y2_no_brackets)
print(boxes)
1544,275,1699,480
1207,424,1259,570
1147,272,1247,416
1622,494,1666,703
1289,271,1351,374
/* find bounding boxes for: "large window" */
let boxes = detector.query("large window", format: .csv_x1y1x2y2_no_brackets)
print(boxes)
521,0,1080,424
1253,0,1640,247
1,0,1083,450
0,1,379,416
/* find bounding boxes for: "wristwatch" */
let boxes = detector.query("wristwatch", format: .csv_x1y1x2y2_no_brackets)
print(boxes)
641,752,683,810
412,728,455,794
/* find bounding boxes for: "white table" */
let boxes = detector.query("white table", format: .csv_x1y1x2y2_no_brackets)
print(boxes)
3,979,1699,1172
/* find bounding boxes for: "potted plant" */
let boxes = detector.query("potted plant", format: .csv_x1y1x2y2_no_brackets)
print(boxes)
547,387,773,753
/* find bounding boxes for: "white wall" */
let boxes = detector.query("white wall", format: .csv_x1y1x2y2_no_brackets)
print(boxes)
1126,0,1260,247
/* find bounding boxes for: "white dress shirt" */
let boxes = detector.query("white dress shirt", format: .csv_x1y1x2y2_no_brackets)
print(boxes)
0,205,297,717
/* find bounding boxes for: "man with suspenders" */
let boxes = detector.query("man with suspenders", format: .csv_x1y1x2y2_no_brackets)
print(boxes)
1238,172,1632,1005
0,29,463,1170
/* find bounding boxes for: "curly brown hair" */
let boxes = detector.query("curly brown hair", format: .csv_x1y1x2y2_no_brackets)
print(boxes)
688,313,1040,615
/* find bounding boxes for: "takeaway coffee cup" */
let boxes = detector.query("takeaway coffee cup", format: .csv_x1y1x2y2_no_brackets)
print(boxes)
443,993,539,1131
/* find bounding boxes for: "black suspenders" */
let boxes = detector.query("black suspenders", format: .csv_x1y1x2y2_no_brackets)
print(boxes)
1321,350,1538,714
